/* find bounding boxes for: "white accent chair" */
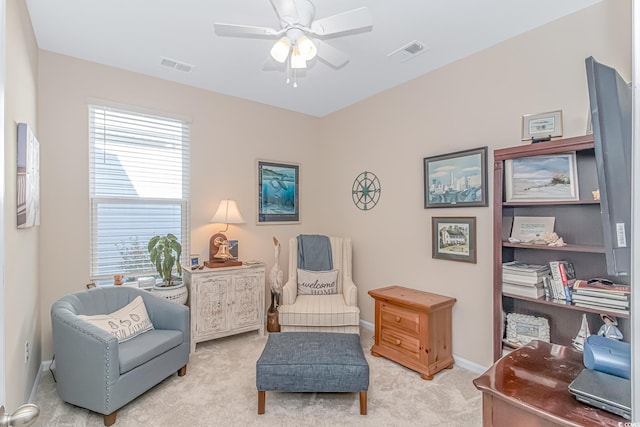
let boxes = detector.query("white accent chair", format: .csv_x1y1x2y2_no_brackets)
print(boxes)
278,236,360,333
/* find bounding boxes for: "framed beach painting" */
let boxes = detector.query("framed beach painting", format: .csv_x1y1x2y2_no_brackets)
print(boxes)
257,160,300,224
423,147,488,208
505,153,579,202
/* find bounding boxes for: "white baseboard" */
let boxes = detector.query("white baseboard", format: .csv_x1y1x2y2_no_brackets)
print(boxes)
29,360,52,404
360,319,488,374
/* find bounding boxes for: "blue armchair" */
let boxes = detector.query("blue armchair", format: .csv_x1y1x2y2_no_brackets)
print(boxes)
51,286,190,426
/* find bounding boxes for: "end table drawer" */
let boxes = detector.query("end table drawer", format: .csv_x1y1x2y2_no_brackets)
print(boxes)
380,303,419,334
380,328,420,359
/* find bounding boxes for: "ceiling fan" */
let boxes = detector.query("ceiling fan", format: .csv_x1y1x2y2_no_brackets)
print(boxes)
214,0,373,76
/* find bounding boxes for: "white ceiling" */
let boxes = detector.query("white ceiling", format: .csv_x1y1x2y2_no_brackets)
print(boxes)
25,0,602,117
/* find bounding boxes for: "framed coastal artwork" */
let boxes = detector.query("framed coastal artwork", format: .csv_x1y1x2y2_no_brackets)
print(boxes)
423,147,488,208
257,160,300,224
505,153,579,202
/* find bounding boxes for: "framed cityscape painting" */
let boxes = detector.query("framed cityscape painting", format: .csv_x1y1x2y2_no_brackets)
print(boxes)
423,146,488,208
257,160,300,224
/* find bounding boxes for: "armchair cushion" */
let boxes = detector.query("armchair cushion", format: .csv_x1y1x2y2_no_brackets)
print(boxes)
278,294,360,327
118,329,184,373
77,295,154,342
297,269,339,295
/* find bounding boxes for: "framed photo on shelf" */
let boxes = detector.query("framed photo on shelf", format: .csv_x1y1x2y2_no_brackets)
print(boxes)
432,216,477,263
510,216,555,242
257,160,300,224
522,110,563,141
505,153,579,202
505,313,550,347
423,146,488,208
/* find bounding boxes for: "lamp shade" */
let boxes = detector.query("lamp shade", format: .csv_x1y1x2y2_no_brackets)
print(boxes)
270,37,291,63
291,46,307,69
297,36,317,61
209,199,245,225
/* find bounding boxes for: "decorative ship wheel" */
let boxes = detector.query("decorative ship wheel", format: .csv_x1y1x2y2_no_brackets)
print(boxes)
352,171,381,211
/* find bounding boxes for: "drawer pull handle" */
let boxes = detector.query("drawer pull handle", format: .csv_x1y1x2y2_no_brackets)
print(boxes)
395,316,401,322
395,339,401,345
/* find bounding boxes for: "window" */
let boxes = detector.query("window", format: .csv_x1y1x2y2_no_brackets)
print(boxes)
89,104,190,283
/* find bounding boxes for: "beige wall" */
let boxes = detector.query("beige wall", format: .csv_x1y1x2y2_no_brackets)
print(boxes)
37,51,327,358
321,0,630,367
35,0,630,370
5,0,40,410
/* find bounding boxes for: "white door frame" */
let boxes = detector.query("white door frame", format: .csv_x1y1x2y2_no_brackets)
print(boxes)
632,0,639,420
0,0,7,409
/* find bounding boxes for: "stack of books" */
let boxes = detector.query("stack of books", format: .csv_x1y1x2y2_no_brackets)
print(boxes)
548,261,577,302
572,280,630,315
502,261,550,298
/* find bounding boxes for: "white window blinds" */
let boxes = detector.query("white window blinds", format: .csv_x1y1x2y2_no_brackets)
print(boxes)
89,104,190,281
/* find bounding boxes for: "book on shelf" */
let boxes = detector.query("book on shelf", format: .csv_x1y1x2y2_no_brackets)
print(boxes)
501,273,545,287
502,282,545,299
542,276,566,302
572,279,630,295
548,260,576,302
572,288,629,301
572,301,629,316
571,293,629,309
502,261,550,277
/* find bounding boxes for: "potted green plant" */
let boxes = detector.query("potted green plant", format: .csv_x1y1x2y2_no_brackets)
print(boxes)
148,233,183,288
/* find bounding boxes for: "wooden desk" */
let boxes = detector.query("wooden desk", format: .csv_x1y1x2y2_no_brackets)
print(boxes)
473,340,626,426
369,286,456,380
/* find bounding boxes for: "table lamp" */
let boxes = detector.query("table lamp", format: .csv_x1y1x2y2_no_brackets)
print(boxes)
208,199,244,263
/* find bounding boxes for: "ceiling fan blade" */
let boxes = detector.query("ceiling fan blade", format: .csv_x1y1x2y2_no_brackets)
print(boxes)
270,0,299,26
314,40,349,68
311,7,372,36
214,23,278,37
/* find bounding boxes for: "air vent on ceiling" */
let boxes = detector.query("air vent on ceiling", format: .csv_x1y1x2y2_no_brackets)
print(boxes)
387,40,429,62
160,57,194,73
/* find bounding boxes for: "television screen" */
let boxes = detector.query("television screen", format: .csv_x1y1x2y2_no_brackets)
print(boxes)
585,56,632,277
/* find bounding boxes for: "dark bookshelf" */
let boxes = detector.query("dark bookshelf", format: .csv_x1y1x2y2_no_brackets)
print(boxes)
492,135,631,361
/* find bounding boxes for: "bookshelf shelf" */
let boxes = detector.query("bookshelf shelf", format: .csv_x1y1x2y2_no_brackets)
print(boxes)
492,135,631,361
501,293,629,319
501,241,605,254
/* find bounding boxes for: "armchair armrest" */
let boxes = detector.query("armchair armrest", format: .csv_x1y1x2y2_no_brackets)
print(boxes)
51,303,121,413
282,278,297,305
343,278,358,306
140,293,189,345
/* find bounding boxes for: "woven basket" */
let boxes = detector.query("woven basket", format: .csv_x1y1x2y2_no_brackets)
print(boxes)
151,283,188,305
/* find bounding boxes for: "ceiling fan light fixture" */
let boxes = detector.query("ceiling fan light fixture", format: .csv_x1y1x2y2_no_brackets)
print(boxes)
297,35,317,61
270,37,291,63
291,47,307,69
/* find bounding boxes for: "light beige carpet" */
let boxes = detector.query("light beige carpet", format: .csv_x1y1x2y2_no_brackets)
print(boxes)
32,328,482,426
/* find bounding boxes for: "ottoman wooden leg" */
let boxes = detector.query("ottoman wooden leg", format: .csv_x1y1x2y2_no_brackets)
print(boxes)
258,390,266,414
360,391,367,415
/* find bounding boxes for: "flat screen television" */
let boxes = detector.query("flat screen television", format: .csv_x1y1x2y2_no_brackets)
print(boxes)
585,56,632,277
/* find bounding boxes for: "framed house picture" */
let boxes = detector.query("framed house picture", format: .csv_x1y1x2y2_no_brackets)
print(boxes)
423,146,488,208
505,153,579,202
432,216,477,263
257,160,300,224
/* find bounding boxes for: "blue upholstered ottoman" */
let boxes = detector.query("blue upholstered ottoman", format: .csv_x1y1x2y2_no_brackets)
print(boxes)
256,332,370,415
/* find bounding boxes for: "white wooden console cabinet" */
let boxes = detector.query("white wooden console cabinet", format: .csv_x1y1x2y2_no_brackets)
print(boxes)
183,263,265,353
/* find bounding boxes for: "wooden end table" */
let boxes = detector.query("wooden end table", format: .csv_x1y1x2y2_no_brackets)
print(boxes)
368,285,456,380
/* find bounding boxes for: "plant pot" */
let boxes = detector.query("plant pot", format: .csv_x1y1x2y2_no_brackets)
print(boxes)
151,282,188,304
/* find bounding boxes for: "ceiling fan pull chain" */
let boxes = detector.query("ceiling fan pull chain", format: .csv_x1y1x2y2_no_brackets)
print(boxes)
293,69,298,88
286,55,291,85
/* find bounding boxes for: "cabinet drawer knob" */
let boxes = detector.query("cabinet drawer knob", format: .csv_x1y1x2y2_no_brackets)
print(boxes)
395,316,401,322
395,339,401,346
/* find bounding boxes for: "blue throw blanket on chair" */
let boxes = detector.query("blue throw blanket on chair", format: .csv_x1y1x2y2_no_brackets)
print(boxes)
297,234,333,271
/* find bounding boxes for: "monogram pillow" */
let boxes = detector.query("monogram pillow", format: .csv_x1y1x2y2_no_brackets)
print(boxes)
78,295,154,342
297,269,339,295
